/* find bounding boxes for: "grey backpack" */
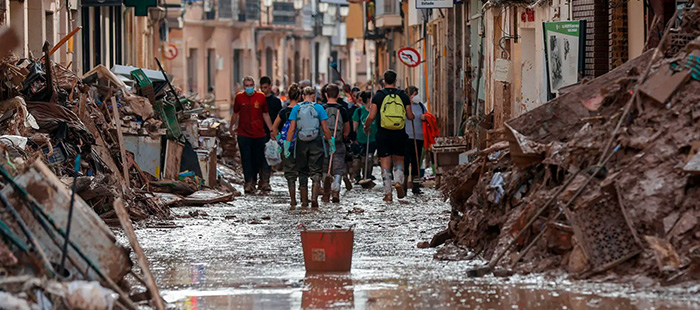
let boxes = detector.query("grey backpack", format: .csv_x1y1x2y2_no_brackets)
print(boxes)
325,105,344,140
296,102,320,141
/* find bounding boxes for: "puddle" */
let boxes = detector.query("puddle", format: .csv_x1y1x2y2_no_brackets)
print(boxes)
133,175,700,309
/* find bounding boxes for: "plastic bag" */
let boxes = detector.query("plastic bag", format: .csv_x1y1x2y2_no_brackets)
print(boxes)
265,140,282,166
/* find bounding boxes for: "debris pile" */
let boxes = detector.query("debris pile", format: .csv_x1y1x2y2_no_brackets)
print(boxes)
0,50,241,221
436,8,700,284
0,40,242,308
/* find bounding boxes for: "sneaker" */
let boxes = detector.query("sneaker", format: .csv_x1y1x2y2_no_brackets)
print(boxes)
394,183,406,199
383,193,392,202
412,187,423,195
331,190,340,203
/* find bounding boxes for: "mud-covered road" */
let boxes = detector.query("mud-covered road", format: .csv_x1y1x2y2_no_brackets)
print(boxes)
133,175,700,309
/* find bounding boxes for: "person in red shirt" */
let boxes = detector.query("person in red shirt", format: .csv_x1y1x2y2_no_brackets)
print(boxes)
230,76,274,194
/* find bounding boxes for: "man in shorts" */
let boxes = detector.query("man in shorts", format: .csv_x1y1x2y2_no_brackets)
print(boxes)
364,70,415,201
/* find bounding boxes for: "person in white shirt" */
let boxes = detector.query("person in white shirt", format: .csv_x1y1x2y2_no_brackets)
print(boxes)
404,86,427,195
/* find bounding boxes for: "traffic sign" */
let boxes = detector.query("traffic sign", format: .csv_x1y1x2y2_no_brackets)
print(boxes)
398,47,421,67
165,44,178,60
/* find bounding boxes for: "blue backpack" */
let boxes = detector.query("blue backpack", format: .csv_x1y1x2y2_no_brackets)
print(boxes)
278,119,296,150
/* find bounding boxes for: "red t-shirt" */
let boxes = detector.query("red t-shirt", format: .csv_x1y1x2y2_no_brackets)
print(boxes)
234,91,269,138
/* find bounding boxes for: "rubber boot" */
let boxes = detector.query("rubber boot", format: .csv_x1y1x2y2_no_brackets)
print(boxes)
331,175,342,203
393,164,406,199
288,182,297,210
322,175,331,203
311,183,320,209
260,172,272,193
352,158,362,184
411,176,422,195
244,182,256,195
382,169,392,202
300,187,309,208
343,175,353,191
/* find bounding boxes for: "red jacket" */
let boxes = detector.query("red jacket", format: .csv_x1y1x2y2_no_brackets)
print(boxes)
422,112,439,150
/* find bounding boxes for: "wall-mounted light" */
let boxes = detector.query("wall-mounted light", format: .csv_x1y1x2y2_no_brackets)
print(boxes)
339,5,349,17
318,2,328,13
294,0,304,10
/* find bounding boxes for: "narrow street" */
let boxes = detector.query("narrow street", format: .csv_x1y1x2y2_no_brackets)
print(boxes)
135,175,700,310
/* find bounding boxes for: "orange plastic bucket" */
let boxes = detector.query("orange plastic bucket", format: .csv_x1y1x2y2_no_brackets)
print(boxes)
300,229,354,272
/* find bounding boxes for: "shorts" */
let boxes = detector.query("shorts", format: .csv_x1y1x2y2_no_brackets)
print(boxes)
376,129,408,158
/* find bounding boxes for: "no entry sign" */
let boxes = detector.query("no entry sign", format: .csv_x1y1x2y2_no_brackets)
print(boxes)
398,47,421,67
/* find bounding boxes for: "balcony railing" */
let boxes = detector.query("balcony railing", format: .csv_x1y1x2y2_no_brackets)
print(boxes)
272,2,296,26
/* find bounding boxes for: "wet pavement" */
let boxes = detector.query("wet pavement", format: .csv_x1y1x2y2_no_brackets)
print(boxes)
133,175,700,310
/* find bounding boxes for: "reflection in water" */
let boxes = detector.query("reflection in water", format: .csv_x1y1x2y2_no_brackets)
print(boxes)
302,274,354,309
143,176,700,310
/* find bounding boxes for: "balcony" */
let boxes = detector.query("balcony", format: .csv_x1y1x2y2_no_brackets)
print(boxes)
272,2,296,26
374,0,401,28
184,0,257,25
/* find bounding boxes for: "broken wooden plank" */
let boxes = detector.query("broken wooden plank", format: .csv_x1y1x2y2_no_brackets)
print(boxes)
80,102,126,189
150,192,183,207
0,160,131,282
111,97,130,186
683,142,700,174
644,235,681,272
113,198,166,310
639,65,691,104
183,190,233,206
163,140,183,180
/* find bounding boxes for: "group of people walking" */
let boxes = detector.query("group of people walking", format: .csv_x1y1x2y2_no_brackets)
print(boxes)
230,69,432,209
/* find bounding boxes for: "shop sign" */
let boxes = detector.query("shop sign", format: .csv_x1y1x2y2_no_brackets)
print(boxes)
416,0,453,9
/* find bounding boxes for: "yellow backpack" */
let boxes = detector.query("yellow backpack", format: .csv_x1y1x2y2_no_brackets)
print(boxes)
380,91,406,130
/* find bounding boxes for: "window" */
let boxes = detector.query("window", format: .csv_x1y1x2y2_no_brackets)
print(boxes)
187,48,198,93
233,49,242,87
207,49,216,91
265,47,273,78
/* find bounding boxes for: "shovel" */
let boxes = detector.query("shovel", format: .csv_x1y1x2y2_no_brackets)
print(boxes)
359,137,376,189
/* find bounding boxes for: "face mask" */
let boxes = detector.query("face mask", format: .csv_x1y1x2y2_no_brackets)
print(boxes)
245,87,255,95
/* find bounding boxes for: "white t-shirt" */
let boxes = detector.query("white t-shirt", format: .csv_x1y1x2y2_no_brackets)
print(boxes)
406,96,426,140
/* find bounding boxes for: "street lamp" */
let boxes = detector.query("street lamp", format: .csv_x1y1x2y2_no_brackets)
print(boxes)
327,4,337,16
294,0,304,10
318,2,328,13
339,5,349,17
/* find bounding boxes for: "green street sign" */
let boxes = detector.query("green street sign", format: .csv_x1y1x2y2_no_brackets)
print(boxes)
124,0,158,16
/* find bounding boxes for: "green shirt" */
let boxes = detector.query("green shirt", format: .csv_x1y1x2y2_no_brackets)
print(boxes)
352,105,377,144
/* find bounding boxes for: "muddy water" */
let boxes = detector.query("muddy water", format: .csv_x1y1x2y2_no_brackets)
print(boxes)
135,176,700,310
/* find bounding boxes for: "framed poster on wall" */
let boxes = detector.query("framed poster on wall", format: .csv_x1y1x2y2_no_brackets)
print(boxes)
543,20,586,95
